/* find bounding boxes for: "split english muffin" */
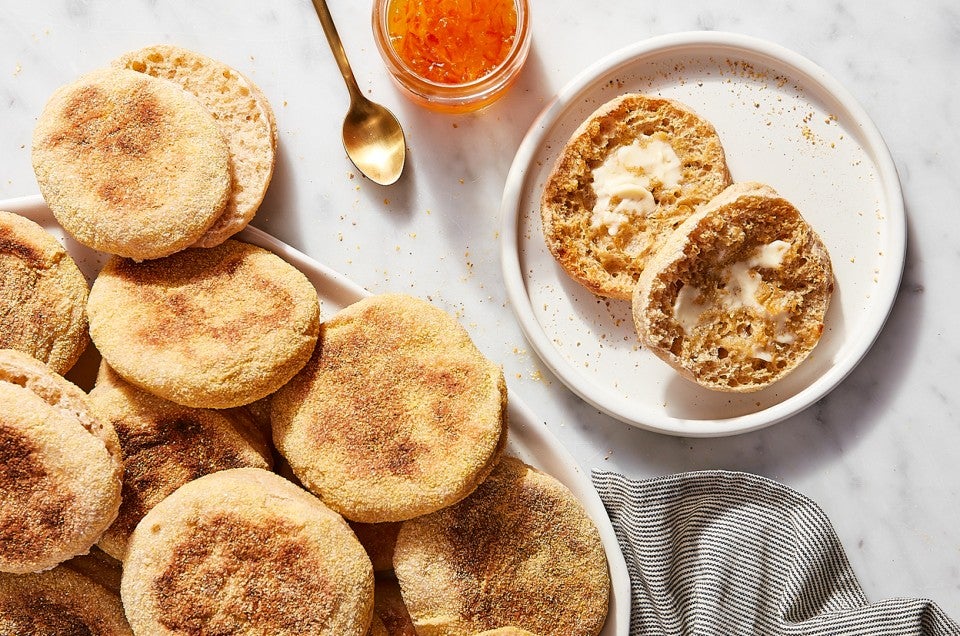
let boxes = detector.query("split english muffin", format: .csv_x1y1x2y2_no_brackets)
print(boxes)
272,293,508,523
121,467,374,636
0,210,89,374
88,364,274,560
393,456,610,636
32,68,231,260
0,565,132,635
0,349,122,574
113,44,278,249
541,93,731,299
632,181,834,392
86,239,321,409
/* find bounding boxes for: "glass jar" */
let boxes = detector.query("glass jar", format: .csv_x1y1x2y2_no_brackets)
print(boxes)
371,0,531,113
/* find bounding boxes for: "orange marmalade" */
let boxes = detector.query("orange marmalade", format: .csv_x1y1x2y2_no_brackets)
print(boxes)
386,0,519,85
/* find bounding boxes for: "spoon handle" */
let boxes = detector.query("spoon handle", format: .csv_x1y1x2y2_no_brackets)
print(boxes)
310,0,363,101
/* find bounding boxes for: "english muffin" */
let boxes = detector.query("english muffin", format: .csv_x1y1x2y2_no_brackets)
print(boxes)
87,240,320,409
541,93,731,299
476,629,541,636
0,349,122,574
632,182,834,392
394,456,610,636
32,67,231,260
88,364,273,560
121,467,374,636
0,210,89,374
0,566,132,635
114,45,278,248
272,293,507,523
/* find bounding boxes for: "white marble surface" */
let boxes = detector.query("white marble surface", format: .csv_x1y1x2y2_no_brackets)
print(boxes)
2,0,958,624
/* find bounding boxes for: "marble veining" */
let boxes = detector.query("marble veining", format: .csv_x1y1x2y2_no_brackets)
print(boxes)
1,0,959,622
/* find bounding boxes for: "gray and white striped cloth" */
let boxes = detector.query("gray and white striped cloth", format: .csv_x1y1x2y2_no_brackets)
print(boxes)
591,470,960,635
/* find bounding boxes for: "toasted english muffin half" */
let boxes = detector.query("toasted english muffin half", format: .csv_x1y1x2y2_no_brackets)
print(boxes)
121,467,374,636
632,181,834,392
0,566,132,635
86,240,320,409
0,210,89,374
0,349,122,574
541,93,731,299
32,68,231,260
114,45,278,248
88,364,273,560
476,629,541,636
272,294,507,523
393,456,610,636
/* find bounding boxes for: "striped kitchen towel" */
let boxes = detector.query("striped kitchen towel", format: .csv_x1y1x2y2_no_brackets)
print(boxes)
592,470,960,635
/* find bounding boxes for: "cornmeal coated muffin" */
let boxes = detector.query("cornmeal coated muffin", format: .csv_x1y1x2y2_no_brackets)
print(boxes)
0,349,122,574
114,45,278,248
541,93,731,299
32,67,231,260
0,210,89,374
121,467,374,636
272,293,508,523
88,364,273,560
632,182,834,392
0,566,132,635
394,456,610,636
87,240,321,409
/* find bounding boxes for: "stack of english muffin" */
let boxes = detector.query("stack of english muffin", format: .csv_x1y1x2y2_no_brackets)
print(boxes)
2,46,611,636
541,93,835,393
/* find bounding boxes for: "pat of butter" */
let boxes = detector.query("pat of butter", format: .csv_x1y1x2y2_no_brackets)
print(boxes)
748,240,790,269
673,283,706,333
672,241,797,359
590,136,682,236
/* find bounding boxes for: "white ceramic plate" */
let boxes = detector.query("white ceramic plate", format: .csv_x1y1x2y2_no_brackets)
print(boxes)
500,31,905,437
3,194,630,636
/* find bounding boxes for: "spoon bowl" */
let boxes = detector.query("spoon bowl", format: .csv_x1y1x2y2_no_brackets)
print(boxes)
312,0,406,185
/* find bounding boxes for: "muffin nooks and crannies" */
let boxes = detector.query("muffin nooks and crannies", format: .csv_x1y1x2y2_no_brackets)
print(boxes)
113,45,278,249
0,349,123,574
272,293,508,523
86,240,321,409
541,93,731,299
121,468,374,636
632,182,834,392
0,210,89,374
393,456,610,636
31,68,231,260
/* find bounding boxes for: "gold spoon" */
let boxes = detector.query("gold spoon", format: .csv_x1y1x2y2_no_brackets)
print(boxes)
311,0,406,185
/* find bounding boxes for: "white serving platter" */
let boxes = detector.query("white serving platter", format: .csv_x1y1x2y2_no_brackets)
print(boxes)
500,31,905,437
3,194,631,636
